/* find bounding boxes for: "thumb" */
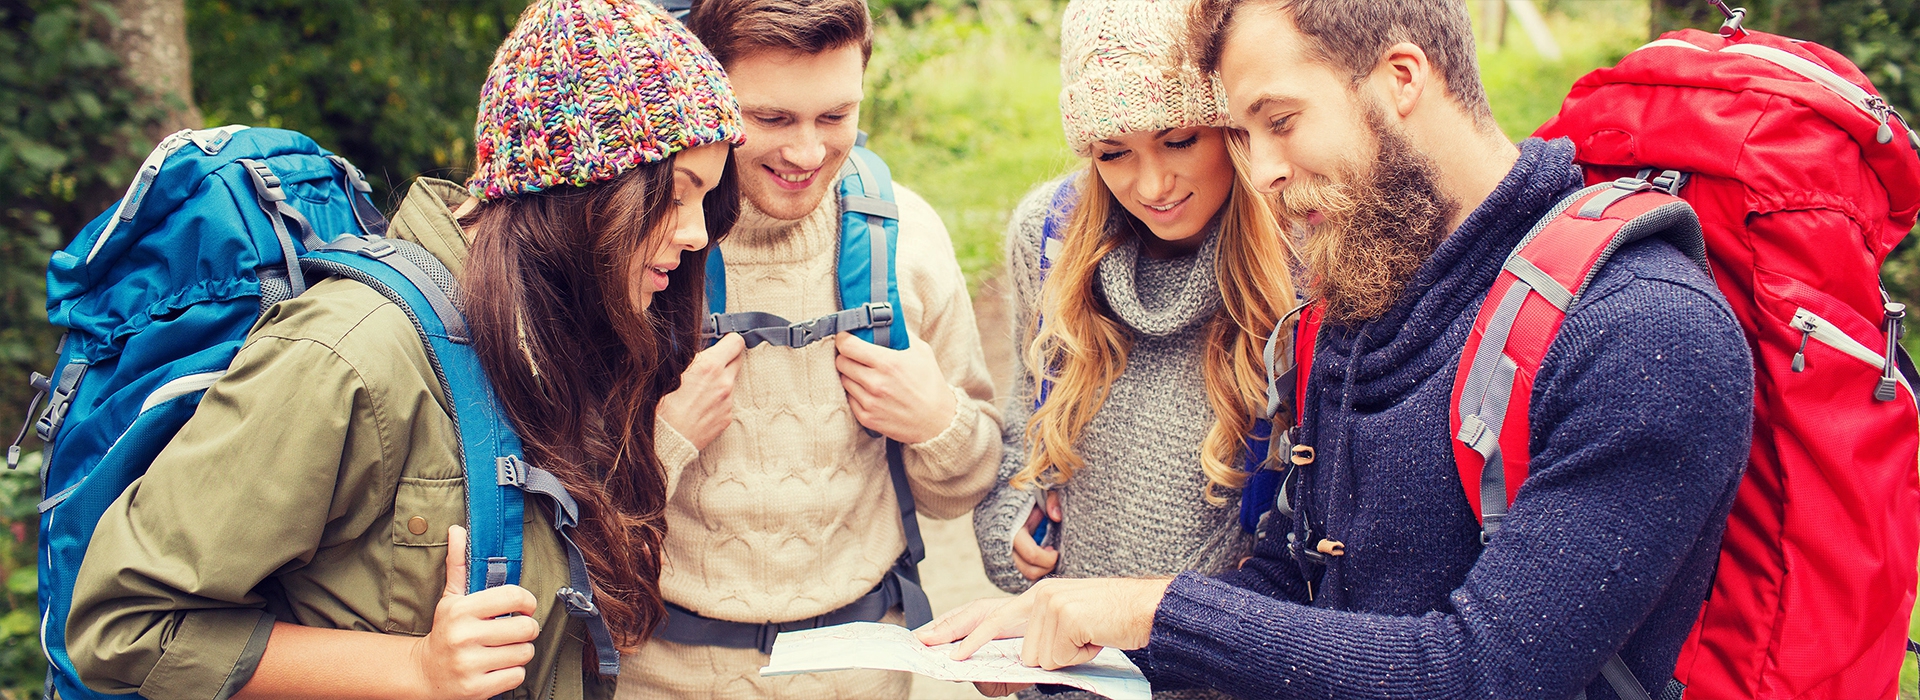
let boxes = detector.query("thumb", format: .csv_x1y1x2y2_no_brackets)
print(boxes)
1046,491,1063,522
443,524,469,598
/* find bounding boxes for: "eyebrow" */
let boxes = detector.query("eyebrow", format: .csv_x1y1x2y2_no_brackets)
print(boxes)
1243,94,1304,120
676,167,704,189
738,99,862,116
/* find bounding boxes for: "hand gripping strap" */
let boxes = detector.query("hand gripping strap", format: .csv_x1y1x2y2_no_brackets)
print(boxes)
1448,178,1703,543
302,240,622,676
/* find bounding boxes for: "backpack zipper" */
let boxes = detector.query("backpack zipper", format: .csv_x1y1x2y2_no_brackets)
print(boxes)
1639,39,1920,150
1787,308,1908,403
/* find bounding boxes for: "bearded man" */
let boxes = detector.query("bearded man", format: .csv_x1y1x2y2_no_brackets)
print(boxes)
918,2,1754,699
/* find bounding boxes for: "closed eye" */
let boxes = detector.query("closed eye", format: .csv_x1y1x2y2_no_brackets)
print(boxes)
1165,134,1199,149
1096,149,1129,162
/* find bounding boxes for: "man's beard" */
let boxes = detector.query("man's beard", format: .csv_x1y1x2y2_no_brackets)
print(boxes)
1277,103,1458,326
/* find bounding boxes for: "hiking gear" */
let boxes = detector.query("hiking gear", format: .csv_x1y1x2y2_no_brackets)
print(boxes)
1057,0,1229,156
1535,26,1920,699
657,552,926,653
467,0,744,201
1262,23,1920,700
689,140,932,634
1034,179,1276,538
28,127,621,699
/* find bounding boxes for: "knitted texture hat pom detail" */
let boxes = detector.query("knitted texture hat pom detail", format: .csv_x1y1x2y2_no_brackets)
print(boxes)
468,0,745,201
1059,0,1230,156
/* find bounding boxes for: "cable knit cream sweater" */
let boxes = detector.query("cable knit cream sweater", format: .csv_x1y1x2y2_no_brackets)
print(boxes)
653,183,1000,624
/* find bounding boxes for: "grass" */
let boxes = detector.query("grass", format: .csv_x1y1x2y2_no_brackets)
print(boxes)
863,0,1077,287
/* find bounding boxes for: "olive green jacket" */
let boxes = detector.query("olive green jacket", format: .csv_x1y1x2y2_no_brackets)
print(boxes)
66,179,612,700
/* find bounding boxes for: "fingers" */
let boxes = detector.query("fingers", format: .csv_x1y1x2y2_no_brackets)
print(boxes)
951,595,1032,660
460,584,542,620
1011,528,1059,581
1045,491,1063,521
833,332,885,366
706,332,746,362
443,525,469,598
915,597,1004,646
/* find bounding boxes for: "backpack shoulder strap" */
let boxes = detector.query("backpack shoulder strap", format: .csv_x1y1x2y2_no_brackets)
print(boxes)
302,236,623,675
1449,176,1705,544
835,144,906,350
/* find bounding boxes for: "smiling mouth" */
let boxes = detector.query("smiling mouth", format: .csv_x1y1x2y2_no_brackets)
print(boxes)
1144,194,1191,213
766,165,817,187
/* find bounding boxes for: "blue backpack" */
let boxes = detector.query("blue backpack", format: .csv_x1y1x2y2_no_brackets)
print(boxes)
691,138,933,633
8,126,618,698
1030,178,1280,541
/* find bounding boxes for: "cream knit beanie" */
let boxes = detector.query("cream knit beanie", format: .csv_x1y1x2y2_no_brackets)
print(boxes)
1059,0,1231,156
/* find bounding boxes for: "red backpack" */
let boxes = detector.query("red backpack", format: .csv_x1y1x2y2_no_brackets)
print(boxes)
1280,20,1920,700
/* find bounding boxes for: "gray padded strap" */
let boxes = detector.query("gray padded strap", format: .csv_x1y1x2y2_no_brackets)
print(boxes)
842,195,900,220
844,154,893,349
315,236,471,343
1505,255,1573,311
1455,281,1532,542
1576,178,1653,219
1263,319,1287,419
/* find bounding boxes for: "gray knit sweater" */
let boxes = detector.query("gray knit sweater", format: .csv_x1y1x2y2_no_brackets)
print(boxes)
975,178,1249,699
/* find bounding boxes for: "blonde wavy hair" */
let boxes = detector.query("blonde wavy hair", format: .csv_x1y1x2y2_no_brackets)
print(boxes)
1013,133,1298,504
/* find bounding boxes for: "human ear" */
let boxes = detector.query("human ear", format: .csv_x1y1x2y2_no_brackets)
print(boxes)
1376,41,1432,119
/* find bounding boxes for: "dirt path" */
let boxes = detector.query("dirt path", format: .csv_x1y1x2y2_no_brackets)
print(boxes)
909,273,1015,700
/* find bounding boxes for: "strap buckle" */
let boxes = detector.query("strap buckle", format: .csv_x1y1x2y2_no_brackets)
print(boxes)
496,456,527,487
861,301,895,329
240,159,286,203
787,318,827,347
557,587,599,618
34,363,88,442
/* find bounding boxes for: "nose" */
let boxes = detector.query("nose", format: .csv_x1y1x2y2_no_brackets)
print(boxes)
1134,152,1178,204
1246,133,1292,195
674,202,709,252
780,125,828,172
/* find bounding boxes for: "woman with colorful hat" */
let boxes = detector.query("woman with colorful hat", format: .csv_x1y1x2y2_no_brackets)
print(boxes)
63,1,742,698
966,2,1297,696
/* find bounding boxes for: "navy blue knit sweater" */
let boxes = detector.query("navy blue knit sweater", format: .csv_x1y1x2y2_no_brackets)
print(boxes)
1127,139,1754,700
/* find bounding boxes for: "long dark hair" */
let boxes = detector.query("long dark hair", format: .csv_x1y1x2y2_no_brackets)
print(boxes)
460,151,740,651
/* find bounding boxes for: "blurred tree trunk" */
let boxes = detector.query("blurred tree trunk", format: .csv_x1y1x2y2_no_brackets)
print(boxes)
110,0,202,138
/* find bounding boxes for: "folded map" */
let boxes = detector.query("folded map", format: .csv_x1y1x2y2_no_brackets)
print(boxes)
758,621,1150,700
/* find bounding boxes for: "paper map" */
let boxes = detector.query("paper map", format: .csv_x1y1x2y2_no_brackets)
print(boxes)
759,622,1150,700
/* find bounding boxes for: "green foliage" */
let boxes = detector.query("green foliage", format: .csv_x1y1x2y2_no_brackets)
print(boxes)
1477,0,1650,141
863,0,1074,285
0,454,43,700
188,0,531,205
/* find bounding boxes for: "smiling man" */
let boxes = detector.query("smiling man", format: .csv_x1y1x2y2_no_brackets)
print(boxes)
622,0,1002,698
918,2,1754,699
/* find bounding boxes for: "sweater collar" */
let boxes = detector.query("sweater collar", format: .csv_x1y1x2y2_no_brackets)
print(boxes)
1315,138,1584,398
720,195,841,265
1096,217,1224,337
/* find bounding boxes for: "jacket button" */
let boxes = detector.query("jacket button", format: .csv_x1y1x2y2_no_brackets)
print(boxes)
408,516,428,535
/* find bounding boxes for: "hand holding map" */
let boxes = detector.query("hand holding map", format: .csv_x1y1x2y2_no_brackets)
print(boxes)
758,622,1150,700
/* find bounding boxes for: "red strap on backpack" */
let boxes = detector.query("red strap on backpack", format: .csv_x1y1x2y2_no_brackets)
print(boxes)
1448,178,1705,541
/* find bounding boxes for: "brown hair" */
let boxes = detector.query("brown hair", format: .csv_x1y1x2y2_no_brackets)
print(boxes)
1187,0,1492,125
686,0,873,67
460,151,740,654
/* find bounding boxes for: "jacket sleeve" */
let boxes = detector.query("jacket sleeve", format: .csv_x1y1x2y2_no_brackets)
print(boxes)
890,184,1003,520
67,332,393,699
1135,270,1754,700
974,182,1058,594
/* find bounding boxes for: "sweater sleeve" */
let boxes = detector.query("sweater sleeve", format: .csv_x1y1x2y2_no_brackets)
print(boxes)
973,181,1059,594
890,184,1004,520
654,415,699,498
1137,265,1754,700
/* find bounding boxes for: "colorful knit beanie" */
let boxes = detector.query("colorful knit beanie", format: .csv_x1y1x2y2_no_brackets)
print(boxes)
1059,0,1230,156
468,0,745,201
